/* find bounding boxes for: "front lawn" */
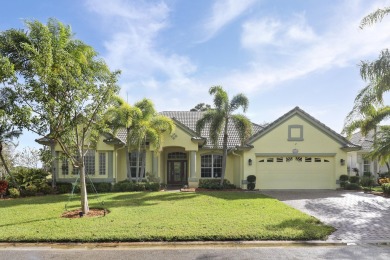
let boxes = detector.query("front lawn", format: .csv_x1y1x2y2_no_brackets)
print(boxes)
0,191,334,242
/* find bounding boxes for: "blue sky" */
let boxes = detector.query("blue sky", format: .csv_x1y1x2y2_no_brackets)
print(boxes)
2,0,390,151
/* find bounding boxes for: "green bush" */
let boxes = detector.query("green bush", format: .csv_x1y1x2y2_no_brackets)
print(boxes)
339,175,349,182
382,183,390,195
87,182,112,193
198,179,236,189
363,172,372,177
21,185,38,196
247,182,255,190
349,176,360,184
340,181,349,188
344,183,361,190
8,187,20,198
360,176,375,187
145,182,160,191
112,180,161,192
56,182,73,194
247,175,256,183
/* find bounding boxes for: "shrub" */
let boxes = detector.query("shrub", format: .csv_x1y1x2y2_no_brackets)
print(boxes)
363,172,372,177
344,183,361,190
21,185,38,196
360,176,375,187
247,175,256,183
39,183,54,194
247,182,255,190
112,180,161,192
349,176,360,184
8,187,20,198
198,179,236,189
378,178,390,185
339,175,349,182
0,180,8,195
56,182,73,194
382,183,390,196
340,181,348,188
87,182,112,193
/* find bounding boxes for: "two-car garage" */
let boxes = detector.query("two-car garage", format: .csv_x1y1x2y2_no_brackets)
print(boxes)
256,155,335,189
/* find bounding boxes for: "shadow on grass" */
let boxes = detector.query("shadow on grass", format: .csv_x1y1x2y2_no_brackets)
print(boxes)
194,191,271,201
0,217,58,228
266,218,335,240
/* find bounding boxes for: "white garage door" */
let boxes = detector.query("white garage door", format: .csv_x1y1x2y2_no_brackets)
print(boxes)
256,156,334,189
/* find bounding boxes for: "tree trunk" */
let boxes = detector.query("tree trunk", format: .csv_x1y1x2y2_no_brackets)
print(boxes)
125,145,131,180
0,145,18,188
135,143,141,182
220,118,229,187
373,128,378,175
50,143,57,188
79,155,89,214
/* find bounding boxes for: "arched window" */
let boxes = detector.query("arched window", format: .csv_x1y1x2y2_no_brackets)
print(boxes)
201,154,222,178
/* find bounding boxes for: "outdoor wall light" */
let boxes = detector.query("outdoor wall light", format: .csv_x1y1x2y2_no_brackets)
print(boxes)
248,159,252,166
340,159,345,166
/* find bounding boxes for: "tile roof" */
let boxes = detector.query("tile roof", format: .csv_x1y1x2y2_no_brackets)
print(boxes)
349,128,378,151
160,111,263,149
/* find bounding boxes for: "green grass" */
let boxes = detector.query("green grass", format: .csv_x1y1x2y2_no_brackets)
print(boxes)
0,191,334,242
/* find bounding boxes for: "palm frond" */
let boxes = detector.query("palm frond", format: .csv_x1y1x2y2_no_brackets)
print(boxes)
360,7,390,29
231,114,252,144
230,93,249,112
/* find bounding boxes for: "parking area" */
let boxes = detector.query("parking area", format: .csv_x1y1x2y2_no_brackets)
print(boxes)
261,190,390,242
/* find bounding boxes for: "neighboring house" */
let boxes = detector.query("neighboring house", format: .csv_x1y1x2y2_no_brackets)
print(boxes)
347,129,389,177
37,107,360,189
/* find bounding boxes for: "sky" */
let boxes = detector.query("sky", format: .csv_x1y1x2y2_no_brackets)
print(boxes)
2,0,390,151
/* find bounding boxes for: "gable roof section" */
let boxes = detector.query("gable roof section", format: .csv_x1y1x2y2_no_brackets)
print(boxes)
247,106,360,151
160,111,263,149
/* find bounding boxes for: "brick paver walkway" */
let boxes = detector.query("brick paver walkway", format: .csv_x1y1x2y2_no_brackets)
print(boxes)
261,190,390,242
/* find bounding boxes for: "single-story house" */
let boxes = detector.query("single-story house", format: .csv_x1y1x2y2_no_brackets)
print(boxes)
37,107,361,189
347,129,389,177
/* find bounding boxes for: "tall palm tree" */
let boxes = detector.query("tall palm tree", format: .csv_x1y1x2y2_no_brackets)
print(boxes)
105,95,141,179
196,86,252,186
129,99,174,182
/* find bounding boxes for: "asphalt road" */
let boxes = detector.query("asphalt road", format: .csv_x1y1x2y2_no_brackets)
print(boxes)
1,243,390,260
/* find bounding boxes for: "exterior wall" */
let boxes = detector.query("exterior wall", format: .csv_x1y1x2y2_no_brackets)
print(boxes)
54,136,116,183
347,151,389,176
243,115,348,189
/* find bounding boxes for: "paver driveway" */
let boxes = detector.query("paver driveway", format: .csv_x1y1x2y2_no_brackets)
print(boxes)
261,190,390,243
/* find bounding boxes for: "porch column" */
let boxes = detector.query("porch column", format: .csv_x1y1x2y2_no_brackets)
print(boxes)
151,151,158,178
189,151,197,182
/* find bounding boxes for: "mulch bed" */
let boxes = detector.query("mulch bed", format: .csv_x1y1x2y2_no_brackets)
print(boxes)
61,208,109,218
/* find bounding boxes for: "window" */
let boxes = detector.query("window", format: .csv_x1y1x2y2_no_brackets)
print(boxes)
84,150,95,175
363,159,371,173
168,152,187,160
276,157,283,162
295,157,302,162
314,158,321,162
201,154,222,178
286,157,293,162
324,159,330,162
61,158,69,175
129,152,145,178
267,158,274,162
258,159,265,162
305,157,312,162
99,152,106,175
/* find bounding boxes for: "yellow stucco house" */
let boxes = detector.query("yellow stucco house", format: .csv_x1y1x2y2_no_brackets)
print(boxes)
43,107,360,190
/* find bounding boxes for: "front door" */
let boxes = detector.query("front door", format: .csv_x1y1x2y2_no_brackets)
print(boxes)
167,160,187,185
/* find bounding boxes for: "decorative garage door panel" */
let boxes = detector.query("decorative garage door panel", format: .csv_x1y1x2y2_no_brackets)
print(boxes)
256,156,334,189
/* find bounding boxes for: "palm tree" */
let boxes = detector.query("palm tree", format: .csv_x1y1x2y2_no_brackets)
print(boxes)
129,99,174,182
367,126,390,172
105,96,141,179
196,86,252,186
106,97,174,182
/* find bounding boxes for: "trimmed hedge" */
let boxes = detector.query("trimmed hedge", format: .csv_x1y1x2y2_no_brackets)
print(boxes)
339,175,349,182
344,183,361,190
349,176,360,184
382,183,390,196
112,180,161,192
198,179,236,189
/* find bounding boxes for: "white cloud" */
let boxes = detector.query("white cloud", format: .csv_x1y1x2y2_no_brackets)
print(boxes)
229,1,390,93
85,0,197,92
201,0,257,42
